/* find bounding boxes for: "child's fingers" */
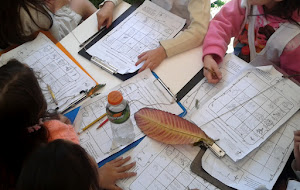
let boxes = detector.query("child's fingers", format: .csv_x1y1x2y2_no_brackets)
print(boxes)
109,157,123,164
204,70,219,84
116,162,136,172
138,61,150,73
117,171,137,179
295,131,300,142
113,156,131,166
135,55,147,66
138,52,147,59
294,130,300,137
107,17,113,28
211,64,222,79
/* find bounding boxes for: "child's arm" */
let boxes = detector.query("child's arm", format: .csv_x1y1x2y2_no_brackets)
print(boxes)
202,0,245,83
280,35,300,83
135,0,210,72
203,0,245,64
293,130,300,179
97,0,123,30
70,0,97,20
98,156,136,190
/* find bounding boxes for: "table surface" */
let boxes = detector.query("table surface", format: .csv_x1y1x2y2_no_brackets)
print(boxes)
59,2,293,189
60,1,203,96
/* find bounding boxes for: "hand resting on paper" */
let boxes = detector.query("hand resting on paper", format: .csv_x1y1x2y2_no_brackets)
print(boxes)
135,46,167,73
98,156,137,190
97,1,115,30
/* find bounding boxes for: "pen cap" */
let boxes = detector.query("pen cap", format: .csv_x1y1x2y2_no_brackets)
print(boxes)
108,91,123,105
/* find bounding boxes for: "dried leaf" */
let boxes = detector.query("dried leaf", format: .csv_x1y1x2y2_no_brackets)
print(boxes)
134,108,214,146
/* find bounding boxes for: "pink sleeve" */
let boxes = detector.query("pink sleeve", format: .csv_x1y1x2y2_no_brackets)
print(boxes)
280,45,300,83
44,120,80,144
202,0,246,63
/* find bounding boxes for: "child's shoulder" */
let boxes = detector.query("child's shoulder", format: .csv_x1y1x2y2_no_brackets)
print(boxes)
44,119,79,144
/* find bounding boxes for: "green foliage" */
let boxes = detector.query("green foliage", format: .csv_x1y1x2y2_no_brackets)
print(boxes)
211,0,225,7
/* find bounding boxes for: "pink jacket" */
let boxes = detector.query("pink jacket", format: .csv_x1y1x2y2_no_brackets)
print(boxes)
203,0,300,82
44,120,79,144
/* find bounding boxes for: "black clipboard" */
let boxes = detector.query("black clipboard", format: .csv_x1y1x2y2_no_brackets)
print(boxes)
191,147,235,190
78,4,141,81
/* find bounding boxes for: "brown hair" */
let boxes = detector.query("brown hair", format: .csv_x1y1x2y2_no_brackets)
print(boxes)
0,0,53,48
17,140,102,190
0,59,53,189
264,0,300,26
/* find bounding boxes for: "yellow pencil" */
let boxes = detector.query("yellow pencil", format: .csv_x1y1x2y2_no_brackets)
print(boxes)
78,113,107,134
47,84,58,105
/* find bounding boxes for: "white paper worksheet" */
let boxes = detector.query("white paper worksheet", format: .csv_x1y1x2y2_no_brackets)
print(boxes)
181,54,249,120
191,65,300,162
202,111,300,190
117,137,218,190
0,33,96,111
87,0,186,74
74,69,185,163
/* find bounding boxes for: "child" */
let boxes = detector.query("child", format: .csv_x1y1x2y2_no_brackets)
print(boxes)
97,0,122,30
17,139,136,190
135,0,210,72
0,60,134,189
292,130,300,179
98,0,210,73
0,59,79,189
0,0,114,48
202,0,300,84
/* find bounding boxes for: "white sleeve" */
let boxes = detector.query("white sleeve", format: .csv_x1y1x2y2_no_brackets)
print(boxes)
99,0,123,8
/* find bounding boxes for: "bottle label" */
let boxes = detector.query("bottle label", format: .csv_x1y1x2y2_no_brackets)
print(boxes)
107,105,131,124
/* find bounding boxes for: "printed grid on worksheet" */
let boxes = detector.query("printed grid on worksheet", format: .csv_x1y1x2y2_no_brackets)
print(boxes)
25,45,83,101
102,7,183,63
182,60,241,113
203,121,296,187
128,144,218,190
6,40,94,111
207,72,294,145
79,79,180,157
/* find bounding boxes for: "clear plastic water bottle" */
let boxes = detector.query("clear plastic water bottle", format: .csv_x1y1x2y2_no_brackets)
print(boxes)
106,91,135,146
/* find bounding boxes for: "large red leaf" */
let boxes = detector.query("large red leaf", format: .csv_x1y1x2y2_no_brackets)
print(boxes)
134,108,214,146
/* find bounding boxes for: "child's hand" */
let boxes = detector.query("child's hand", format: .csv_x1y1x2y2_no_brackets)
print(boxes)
135,46,167,73
98,156,136,190
97,1,115,30
203,55,222,84
294,130,300,171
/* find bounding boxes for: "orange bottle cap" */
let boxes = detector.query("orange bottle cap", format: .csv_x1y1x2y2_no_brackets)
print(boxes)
108,91,123,105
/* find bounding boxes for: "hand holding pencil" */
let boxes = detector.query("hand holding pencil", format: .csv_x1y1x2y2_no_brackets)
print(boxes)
203,55,222,84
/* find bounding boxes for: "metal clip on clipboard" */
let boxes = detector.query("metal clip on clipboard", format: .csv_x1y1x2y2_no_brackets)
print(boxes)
91,56,118,74
207,143,226,158
195,140,226,158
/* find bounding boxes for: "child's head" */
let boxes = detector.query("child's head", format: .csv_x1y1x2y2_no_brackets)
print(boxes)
17,139,101,190
0,59,48,128
0,0,52,48
0,59,49,188
249,0,300,23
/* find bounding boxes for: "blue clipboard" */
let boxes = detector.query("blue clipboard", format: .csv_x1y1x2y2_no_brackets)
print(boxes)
65,72,187,167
